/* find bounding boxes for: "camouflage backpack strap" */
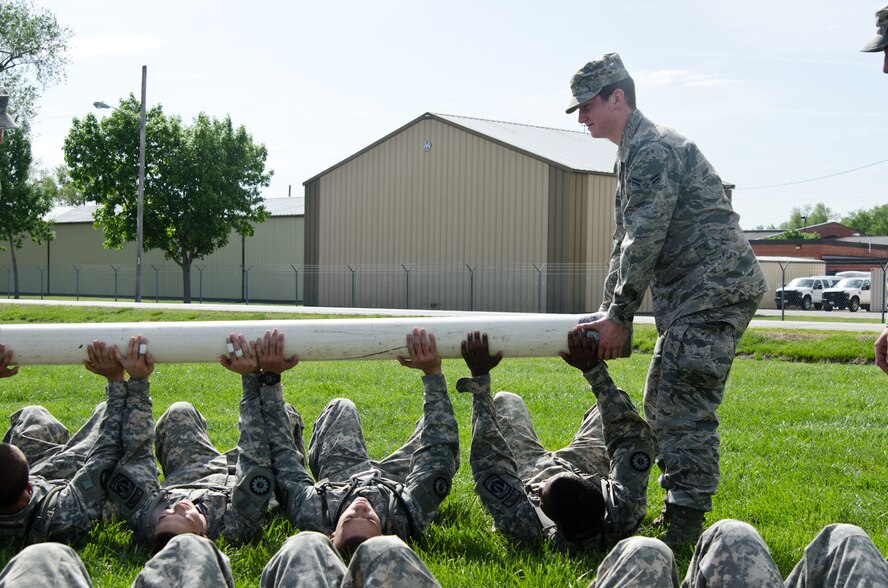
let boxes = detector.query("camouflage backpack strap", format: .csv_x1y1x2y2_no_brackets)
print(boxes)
371,476,417,539
315,477,350,530
23,484,66,542
551,454,587,478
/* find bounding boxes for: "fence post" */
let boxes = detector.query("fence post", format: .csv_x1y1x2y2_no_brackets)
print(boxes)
882,262,888,324
37,266,46,300
243,265,253,304
347,264,360,308
110,265,121,301
401,264,413,309
72,265,82,301
290,264,303,305
466,264,477,312
196,265,206,304
778,261,790,321
534,263,546,314
151,265,161,303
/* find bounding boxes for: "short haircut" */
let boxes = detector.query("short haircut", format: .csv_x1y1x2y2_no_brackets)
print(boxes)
597,77,637,109
539,474,606,540
0,443,29,508
337,533,372,558
151,530,179,554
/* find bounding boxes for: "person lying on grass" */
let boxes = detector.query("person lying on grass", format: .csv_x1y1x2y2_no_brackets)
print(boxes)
104,333,284,551
458,326,655,552
0,338,151,545
248,327,459,553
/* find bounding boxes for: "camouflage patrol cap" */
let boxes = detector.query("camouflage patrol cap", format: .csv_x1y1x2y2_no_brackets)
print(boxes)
0,86,18,130
861,5,888,52
565,53,630,114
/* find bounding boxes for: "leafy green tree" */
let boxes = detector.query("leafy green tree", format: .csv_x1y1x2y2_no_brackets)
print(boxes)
779,202,837,230
0,122,54,298
64,96,271,303
31,164,84,205
764,228,820,240
842,204,888,236
0,0,71,120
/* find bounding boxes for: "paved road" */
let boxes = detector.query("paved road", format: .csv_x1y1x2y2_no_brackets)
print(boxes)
1,298,884,333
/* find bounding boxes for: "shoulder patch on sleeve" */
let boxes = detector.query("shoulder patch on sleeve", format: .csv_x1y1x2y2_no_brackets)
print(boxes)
630,452,652,472
482,474,521,507
249,475,272,495
433,477,450,498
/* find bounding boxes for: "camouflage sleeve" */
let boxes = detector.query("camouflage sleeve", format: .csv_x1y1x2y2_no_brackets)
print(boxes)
457,375,541,543
223,374,275,537
105,378,162,535
607,144,679,326
583,364,654,540
44,380,128,543
600,191,625,313
401,374,459,532
255,375,318,528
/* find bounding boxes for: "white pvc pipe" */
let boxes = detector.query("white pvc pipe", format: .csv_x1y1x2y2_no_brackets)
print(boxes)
0,315,585,365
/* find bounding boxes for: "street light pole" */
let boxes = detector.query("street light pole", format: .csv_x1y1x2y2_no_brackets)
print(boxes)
135,65,147,303
94,65,147,303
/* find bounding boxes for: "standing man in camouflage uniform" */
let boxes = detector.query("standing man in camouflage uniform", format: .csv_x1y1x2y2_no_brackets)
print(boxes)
586,519,888,587
260,531,440,587
566,53,767,547
259,327,458,550
0,338,152,545
861,4,888,73
460,328,654,551
105,333,278,548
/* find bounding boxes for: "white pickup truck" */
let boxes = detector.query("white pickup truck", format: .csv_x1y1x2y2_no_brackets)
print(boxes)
821,277,871,312
775,276,840,310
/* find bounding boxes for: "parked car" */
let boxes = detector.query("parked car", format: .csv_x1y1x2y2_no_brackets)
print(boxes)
822,277,871,312
775,276,841,310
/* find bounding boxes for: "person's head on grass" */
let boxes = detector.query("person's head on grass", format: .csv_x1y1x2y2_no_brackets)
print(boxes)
539,472,606,543
151,498,209,553
330,496,383,555
0,443,32,515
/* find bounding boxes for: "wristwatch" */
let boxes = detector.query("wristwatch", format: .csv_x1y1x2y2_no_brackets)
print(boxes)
260,371,281,386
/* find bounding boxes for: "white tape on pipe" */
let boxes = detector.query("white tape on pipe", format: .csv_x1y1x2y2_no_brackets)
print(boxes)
0,315,584,365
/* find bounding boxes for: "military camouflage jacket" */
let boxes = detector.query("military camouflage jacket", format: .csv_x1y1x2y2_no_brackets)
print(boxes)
461,366,654,550
264,374,458,539
601,109,766,331
106,375,274,545
0,381,127,545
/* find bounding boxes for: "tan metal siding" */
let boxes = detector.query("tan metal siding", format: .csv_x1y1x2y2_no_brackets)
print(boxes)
314,118,549,311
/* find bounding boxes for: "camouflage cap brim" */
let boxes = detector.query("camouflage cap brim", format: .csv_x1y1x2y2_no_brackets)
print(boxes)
862,6,888,52
860,33,888,52
565,53,630,114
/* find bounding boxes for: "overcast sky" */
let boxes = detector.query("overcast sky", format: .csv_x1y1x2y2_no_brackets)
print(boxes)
20,0,888,230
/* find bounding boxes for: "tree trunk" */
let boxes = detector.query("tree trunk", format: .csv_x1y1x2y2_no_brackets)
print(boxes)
182,258,192,304
7,231,19,299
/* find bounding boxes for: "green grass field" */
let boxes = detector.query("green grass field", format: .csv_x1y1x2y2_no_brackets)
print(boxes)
0,305,886,586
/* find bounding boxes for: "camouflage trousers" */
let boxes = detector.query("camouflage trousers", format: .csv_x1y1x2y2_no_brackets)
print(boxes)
0,543,92,588
133,533,234,588
592,519,888,587
0,535,234,588
644,300,758,511
156,401,303,485
308,398,423,483
589,535,678,588
490,391,609,487
3,403,106,480
260,531,440,588
687,519,888,587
